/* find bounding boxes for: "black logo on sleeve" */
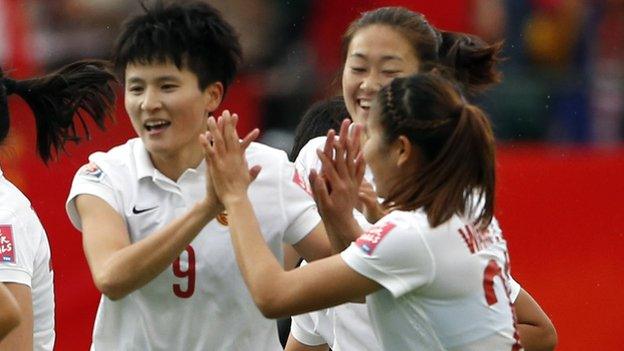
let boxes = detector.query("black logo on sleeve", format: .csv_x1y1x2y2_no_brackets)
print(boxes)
132,205,158,214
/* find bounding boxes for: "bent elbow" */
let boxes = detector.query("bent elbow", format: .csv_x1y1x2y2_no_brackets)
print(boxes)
543,326,558,351
93,272,130,301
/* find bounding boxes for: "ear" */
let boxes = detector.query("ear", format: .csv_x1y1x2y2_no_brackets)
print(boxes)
394,135,415,168
203,82,224,113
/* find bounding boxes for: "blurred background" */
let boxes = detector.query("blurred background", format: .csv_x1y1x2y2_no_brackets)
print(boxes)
0,0,622,349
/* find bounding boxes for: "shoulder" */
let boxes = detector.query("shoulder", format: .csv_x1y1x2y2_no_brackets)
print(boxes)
353,211,423,256
297,136,327,160
75,138,142,183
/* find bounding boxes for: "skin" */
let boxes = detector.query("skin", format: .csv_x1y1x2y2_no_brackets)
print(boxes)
76,62,330,301
341,24,420,125
0,283,21,346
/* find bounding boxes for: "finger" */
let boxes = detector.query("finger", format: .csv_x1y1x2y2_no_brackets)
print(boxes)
207,117,226,155
322,129,335,163
249,165,262,182
309,169,331,209
316,148,341,191
240,128,260,150
223,112,239,151
332,134,349,179
354,151,366,185
347,124,363,176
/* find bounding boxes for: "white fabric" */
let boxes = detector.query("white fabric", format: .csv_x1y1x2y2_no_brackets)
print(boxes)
0,169,55,350
341,210,520,351
66,138,321,351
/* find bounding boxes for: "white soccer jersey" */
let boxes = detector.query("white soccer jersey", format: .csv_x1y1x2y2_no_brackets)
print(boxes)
66,138,321,351
294,136,520,351
341,210,521,351
0,169,55,350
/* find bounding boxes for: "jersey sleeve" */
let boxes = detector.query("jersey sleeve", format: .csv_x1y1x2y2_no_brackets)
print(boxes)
294,137,325,181
290,312,329,347
507,275,521,303
66,162,122,231
279,156,322,245
0,209,34,286
340,212,435,298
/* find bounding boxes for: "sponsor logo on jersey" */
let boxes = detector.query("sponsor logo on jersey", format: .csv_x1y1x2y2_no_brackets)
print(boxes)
216,211,228,226
356,221,396,255
292,169,312,196
0,225,15,263
80,162,104,181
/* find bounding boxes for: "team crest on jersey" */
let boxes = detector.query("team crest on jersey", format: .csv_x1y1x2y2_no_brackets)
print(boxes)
356,221,396,255
80,162,103,181
292,169,312,196
216,211,228,226
0,225,15,263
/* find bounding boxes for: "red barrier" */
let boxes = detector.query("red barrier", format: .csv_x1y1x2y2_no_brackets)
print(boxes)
4,104,624,349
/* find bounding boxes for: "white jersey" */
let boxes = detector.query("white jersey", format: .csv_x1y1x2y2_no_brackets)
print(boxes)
341,210,521,351
0,169,55,350
66,138,321,351
294,136,520,351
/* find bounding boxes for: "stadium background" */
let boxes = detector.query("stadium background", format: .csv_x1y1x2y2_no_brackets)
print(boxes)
0,0,622,349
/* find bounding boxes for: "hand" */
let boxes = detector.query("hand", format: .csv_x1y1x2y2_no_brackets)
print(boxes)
357,180,387,223
200,110,261,206
309,119,365,225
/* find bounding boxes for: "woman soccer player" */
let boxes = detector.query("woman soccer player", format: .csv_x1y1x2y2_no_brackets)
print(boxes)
203,72,524,350
0,61,116,350
290,7,556,351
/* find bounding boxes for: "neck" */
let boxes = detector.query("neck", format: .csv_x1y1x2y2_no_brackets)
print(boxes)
149,145,204,181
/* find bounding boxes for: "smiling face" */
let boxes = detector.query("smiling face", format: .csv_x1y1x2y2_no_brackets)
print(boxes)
124,61,222,161
342,24,420,125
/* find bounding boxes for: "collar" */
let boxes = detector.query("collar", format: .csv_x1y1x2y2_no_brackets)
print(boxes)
132,138,207,183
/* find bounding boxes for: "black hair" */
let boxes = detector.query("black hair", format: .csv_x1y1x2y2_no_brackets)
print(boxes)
290,96,349,161
113,0,242,93
0,60,117,162
341,7,503,95
376,73,496,229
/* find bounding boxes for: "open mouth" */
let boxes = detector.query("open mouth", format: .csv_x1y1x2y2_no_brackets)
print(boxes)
357,99,371,110
144,120,171,132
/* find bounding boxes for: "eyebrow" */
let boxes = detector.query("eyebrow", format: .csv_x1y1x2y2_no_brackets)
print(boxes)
349,53,404,62
126,75,182,84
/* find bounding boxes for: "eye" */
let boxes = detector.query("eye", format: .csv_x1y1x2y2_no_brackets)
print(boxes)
127,86,144,94
350,67,366,73
382,70,401,76
161,84,178,91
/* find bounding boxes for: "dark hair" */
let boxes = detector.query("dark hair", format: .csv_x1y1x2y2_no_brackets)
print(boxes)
113,0,242,93
290,96,348,161
0,60,117,162
341,7,503,95
376,73,495,229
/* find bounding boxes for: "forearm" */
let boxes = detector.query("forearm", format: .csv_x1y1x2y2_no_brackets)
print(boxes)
323,215,363,252
225,196,285,309
90,200,219,299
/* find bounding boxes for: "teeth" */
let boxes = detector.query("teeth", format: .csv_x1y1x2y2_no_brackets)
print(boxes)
144,120,170,131
359,100,371,108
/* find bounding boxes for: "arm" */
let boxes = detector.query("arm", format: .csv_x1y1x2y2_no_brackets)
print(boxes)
514,288,557,351
76,192,219,300
0,284,20,344
285,335,329,351
0,283,31,350
203,113,381,318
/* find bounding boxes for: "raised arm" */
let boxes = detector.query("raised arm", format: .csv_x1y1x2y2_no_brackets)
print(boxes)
202,113,381,318
76,194,220,300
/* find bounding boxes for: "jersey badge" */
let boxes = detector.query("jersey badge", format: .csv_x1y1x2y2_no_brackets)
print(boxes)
216,211,228,226
292,169,312,196
0,225,16,263
80,162,103,181
356,221,396,255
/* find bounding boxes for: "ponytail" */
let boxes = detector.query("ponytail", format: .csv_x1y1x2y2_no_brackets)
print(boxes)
0,60,117,162
377,73,496,229
437,31,504,95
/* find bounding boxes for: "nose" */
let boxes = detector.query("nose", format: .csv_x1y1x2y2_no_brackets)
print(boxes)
360,71,383,93
140,87,162,112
